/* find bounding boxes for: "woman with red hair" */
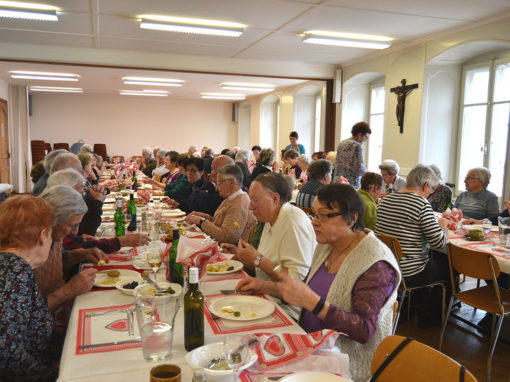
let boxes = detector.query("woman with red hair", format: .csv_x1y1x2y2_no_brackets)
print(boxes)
0,196,58,382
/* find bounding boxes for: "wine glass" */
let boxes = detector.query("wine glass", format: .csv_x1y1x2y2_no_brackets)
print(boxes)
223,336,249,382
146,243,162,280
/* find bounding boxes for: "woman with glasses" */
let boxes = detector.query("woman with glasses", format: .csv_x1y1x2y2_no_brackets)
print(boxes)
186,165,256,244
454,167,499,220
236,184,400,381
375,164,449,328
0,196,58,381
333,122,371,188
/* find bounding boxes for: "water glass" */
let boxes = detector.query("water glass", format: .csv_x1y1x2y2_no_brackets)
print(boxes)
498,217,510,246
223,336,250,382
482,218,492,235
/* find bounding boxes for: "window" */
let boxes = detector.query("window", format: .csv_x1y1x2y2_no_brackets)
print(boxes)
260,96,279,150
366,84,385,172
457,60,510,196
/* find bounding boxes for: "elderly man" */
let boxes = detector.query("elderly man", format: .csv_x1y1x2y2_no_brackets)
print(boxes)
202,148,214,174
31,149,68,195
186,155,234,216
454,167,499,220
186,165,256,244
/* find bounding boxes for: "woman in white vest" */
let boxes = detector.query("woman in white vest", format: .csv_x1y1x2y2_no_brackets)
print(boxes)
236,184,401,381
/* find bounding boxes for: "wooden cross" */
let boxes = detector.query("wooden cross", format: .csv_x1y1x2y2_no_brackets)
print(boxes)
390,79,418,134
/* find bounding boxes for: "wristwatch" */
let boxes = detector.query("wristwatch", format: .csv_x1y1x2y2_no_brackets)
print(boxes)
198,217,206,228
253,254,264,267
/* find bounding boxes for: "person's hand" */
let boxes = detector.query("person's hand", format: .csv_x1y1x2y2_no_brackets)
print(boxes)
185,214,202,225
236,239,259,265
86,184,106,202
81,247,109,264
220,243,238,255
235,276,266,295
463,218,481,225
438,217,450,230
504,200,510,213
164,198,179,209
81,234,96,241
68,268,97,295
276,273,318,310
119,233,151,248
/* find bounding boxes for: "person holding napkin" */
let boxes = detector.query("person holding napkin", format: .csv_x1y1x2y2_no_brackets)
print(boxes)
186,165,256,244
236,184,400,382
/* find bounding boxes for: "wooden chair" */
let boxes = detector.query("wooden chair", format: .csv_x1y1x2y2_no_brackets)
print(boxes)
93,143,107,160
53,142,70,150
30,140,46,163
111,155,125,164
376,234,447,332
371,335,477,382
392,301,399,335
439,244,510,382
44,142,52,153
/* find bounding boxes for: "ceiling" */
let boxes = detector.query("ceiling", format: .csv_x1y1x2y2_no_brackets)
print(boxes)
0,0,509,99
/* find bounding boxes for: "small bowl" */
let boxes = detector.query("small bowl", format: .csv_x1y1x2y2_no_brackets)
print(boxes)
116,277,145,295
185,342,257,382
156,281,183,297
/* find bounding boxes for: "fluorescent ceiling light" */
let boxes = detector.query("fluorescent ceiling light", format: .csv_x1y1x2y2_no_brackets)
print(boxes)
220,82,275,91
0,1,58,21
122,76,184,87
200,92,245,100
10,70,79,81
139,14,245,37
30,86,83,93
120,89,169,97
302,30,392,50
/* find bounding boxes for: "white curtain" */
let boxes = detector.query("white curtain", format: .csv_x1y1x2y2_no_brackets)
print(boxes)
8,85,32,193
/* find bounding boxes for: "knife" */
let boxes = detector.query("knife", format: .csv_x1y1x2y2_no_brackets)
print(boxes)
220,289,241,295
79,339,141,349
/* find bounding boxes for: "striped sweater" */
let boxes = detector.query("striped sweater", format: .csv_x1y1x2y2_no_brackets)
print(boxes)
375,192,448,277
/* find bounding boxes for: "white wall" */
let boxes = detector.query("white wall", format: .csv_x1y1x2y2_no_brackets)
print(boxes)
0,79,7,100
29,94,236,158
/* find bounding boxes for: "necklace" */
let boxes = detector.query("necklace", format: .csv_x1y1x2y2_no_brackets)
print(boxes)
324,233,361,272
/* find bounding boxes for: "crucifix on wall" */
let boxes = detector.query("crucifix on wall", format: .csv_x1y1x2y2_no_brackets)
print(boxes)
390,78,418,134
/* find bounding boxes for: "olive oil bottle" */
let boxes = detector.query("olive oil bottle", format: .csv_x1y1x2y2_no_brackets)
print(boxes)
184,267,204,351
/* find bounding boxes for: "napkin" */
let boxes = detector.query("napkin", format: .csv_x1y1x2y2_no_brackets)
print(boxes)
442,207,463,231
338,176,349,184
175,235,227,278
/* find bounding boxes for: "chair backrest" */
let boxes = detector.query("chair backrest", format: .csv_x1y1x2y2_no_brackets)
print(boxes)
376,234,403,260
93,144,107,160
371,335,478,382
131,155,142,165
448,244,500,280
53,142,70,151
31,140,46,163
111,155,125,164
44,142,52,153
392,301,399,335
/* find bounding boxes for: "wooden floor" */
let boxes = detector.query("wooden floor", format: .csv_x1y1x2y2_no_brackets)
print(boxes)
395,277,510,382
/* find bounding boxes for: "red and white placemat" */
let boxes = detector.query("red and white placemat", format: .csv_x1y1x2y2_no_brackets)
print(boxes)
460,241,510,260
204,294,293,334
76,303,140,355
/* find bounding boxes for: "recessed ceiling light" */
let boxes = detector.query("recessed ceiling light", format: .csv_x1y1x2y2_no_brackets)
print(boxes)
120,89,169,97
139,14,245,37
302,30,392,50
200,92,245,100
220,82,275,92
30,86,83,93
122,76,184,87
10,71,79,81
0,1,58,21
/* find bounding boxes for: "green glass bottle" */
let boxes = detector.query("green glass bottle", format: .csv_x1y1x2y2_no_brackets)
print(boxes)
131,171,138,191
184,267,204,351
114,197,125,237
127,193,137,232
168,229,183,286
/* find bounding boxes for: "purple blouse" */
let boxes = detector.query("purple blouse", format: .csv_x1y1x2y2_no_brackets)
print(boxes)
165,171,182,185
300,260,398,344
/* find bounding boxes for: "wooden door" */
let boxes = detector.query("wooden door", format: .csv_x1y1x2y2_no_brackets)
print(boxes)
0,99,9,184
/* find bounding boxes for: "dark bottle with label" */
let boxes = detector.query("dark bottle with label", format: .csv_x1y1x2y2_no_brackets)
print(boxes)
127,193,137,231
168,229,184,286
114,197,125,237
184,267,204,351
131,171,138,191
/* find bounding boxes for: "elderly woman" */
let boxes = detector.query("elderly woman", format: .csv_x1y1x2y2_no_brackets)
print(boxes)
222,172,316,318
375,164,449,328
31,149,67,196
297,154,310,182
250,148,274,181
285,131,306,154
427,164,453,212
283,149,302,179
77,152,96,186
165,157,205,213
334,122,371,187
140,146,156,177
146,151,181,190
152,149,169,177
0,196,58,381
186,165,256,244
237,184,400,381
454,167,499,220
296,159,332,209
235,149,253,189
358,172,383,230
35,186,107,315
379,159,406,194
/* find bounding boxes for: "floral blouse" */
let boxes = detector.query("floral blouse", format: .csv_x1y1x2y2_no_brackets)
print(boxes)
334,137,365,188
0,252,57,382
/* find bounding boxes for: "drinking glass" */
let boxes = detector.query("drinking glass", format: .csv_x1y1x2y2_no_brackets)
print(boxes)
223,336,249,382
146,243,162,278
482,218,492,235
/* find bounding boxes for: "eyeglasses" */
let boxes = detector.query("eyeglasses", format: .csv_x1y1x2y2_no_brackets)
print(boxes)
217,178,232,185
186,168,199,173
64,220,80,231
464,176,479,181
308,210,344,221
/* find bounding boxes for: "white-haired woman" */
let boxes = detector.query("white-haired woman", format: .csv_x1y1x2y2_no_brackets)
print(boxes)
140,146,156,177
379,159,406,194
454,167,499,220
375,164,449,328
297,154,310,182
427,164,453,212
235,149,253,189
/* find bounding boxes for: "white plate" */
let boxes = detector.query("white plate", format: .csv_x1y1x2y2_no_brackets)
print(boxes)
94,269,142,288
102,204,114,211
209,295,275,321
280,372,350,382
206,260,243,275
162,209,186,218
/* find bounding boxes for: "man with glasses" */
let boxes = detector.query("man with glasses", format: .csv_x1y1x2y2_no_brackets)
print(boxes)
454,167,499,220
